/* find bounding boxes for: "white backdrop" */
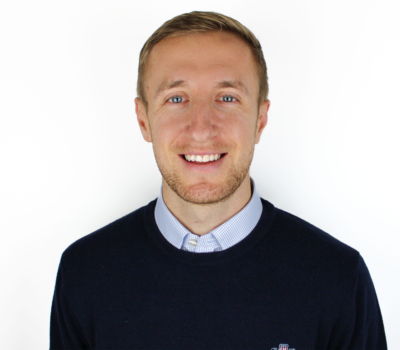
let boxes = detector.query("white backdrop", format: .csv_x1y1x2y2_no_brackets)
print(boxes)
1,1,399,349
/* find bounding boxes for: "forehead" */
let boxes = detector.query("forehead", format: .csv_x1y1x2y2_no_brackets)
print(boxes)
145,31,258,97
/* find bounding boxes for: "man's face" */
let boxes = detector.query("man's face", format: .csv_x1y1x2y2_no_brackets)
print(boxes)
135,31,269,205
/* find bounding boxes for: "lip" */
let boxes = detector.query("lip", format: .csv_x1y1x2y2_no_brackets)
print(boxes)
180,152,226,156
179,153,227,173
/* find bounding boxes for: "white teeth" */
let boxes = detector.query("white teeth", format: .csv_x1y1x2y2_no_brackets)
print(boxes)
184,153,224,162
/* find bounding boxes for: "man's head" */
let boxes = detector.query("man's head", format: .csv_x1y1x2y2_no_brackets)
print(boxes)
137,11,269,114
135,11,270,206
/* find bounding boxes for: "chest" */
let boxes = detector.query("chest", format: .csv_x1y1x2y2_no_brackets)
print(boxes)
75,263,336,349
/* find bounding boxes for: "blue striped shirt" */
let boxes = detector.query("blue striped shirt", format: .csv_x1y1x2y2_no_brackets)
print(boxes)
154,178,263,252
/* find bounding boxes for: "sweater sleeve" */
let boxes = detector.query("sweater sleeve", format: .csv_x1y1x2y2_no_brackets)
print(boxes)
328,254,387,350
50,257,87,350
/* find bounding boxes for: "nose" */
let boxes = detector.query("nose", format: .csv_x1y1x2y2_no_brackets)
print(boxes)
186,101,218,143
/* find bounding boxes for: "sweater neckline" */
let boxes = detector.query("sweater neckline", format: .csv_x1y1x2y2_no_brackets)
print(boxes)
144,197,276,266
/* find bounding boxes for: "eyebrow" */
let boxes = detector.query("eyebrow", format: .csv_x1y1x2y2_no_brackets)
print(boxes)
215,80,249,96
154,79,188,99
153,79,250,99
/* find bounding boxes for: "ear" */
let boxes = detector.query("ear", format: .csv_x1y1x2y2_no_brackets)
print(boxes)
135,97,152,143
255,99,270,144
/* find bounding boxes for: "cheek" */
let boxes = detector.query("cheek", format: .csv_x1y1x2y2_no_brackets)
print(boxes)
222,117,255,144
152,118,184,152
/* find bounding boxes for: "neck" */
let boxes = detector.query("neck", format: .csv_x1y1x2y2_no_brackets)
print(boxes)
161,174,253,236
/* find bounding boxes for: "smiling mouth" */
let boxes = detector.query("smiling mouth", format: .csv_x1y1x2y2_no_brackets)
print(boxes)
180,153,228,165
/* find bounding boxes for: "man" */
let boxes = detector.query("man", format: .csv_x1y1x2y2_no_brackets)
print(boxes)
50,11,387,349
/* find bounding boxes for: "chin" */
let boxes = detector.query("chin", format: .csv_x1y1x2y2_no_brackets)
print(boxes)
157,151,252,205
166,173,246,205
177,182,233,205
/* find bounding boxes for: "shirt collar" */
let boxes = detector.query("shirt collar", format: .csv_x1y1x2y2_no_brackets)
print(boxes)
154,177,263,250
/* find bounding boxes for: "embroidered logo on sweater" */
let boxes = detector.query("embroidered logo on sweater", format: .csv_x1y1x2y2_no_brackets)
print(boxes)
271,344,295,350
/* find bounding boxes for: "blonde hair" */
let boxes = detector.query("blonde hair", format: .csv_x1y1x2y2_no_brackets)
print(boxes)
137,11,268,113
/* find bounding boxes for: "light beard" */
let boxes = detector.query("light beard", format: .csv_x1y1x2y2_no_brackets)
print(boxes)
154,148,254,206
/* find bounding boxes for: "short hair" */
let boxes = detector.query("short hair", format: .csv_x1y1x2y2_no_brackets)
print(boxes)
136,11,268,113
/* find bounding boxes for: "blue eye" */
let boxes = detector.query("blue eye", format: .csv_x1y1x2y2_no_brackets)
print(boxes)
170,95,183,103
168,95,236,104
222,96,235,102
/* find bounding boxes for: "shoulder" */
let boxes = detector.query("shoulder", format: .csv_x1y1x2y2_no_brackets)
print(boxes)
60,199,156,272
265,203,361,285
273,206,359,257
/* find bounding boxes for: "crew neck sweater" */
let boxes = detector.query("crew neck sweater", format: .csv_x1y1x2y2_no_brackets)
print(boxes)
50,198,387,350
154,177,262,252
